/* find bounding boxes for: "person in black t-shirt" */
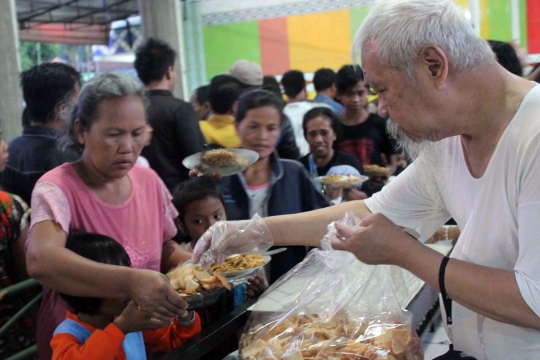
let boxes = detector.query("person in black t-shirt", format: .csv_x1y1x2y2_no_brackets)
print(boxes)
300,107,372,200
134,38,205,190
334,65,398,190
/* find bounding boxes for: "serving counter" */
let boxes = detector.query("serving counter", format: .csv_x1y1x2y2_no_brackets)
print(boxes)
162,242,453,360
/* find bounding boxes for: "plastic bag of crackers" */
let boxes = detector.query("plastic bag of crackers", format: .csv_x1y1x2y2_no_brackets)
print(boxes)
239,215,423,360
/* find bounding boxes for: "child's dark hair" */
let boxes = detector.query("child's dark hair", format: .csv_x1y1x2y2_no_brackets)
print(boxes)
302,107,342,142
60,232,131,315
172,178,225,238
235,90,284,124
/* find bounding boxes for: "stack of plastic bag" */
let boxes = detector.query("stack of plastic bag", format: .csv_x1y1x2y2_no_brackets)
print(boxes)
239,213,423,360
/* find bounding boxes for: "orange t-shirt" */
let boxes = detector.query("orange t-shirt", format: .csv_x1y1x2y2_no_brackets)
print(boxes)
51,311,201,360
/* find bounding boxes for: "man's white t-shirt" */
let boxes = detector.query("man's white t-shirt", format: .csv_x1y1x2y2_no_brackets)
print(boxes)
365,85,540,359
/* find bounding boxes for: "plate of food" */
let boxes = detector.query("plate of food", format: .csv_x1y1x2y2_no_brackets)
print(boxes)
363,164,391,178
166,263,231,310
207,254,271,279
315,174,369,189
182,149,259,176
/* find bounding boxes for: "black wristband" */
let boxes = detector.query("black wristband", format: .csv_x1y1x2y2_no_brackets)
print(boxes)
439,256,451,299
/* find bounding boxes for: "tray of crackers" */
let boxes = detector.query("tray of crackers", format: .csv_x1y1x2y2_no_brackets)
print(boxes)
183,149,259,176
363,164,391,178
166,263,231,310
315,174,369,189
240,313,423,360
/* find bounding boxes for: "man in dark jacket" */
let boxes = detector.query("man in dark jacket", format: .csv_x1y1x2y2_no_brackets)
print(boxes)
135,38,205,190
1,63,80,204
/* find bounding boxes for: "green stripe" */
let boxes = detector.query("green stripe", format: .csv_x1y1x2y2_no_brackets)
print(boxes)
520,0,528,51
203,21,261,81
488,0,513,41
349,7,372,43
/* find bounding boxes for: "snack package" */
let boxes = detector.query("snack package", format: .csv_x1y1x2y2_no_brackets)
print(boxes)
239,214,423,360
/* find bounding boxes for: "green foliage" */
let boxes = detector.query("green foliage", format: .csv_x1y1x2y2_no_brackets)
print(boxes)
19,41,68,71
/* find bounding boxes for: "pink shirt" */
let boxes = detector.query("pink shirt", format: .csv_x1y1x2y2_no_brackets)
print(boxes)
30,163,178,359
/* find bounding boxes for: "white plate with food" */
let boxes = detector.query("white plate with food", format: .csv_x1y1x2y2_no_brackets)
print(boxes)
182,149,259,176
315,174,369,189
208,254,271,279
363,164,391,178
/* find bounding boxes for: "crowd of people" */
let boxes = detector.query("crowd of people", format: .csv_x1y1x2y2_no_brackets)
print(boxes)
1,0,540,358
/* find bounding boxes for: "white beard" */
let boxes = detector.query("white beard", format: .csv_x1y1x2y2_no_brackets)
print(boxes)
386,118,445,217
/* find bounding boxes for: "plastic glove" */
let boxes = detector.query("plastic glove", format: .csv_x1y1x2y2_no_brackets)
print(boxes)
320,211,361,250
191,214,273,269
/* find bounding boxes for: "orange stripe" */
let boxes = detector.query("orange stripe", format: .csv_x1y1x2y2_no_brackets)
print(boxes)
259,18,290,75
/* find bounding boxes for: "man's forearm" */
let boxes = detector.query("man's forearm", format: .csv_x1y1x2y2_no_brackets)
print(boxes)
265,200,372,247
396,238,540,331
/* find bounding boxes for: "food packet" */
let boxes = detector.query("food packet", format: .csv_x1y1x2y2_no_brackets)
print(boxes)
239,213,423,360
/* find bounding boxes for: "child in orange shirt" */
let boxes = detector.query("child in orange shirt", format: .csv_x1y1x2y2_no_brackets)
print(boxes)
51,232,201,360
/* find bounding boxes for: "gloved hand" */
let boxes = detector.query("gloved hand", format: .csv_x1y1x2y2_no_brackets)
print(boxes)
191,214,274,268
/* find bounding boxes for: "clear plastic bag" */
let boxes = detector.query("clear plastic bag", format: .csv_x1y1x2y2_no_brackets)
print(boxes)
196,214,273,269
239,213,423,360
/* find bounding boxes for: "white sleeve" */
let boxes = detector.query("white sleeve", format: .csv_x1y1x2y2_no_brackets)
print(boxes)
364,158,451,242
514,141,540,317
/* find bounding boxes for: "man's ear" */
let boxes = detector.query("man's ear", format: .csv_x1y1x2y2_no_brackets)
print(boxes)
419,45,448,88
165,66,174,81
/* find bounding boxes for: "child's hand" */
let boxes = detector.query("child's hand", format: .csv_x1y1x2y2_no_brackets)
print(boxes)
114,301,171,334
245,275,267,298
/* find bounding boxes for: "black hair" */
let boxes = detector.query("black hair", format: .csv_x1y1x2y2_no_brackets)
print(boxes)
208,75,244,115
20,63,81,124
235,90,285,124
302,107,342,142
313,68,337,92
60,232,131,315
336,65,364,95
194,85,210,105
262,76,282,98
281,70,305,99
65,73,147,152
172,178,225,240
134,38,177,85
488,40,523,77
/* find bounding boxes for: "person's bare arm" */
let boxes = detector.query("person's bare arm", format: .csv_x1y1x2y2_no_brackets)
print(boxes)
11,224,29,282
27,220,188,321
528,65,540,83
266,200,372,247
161,240,192,273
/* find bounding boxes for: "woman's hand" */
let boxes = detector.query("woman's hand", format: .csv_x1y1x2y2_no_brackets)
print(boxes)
192,215,273,268
114,301,171,334
342,188,368,201
129,269,189,322
330,213,413,265
245,275,267,298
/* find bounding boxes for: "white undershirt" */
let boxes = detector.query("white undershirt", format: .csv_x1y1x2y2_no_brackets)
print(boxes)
246,183,269,218
365,85,540,359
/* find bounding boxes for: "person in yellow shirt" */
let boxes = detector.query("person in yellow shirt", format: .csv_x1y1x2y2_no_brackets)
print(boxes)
199,75,243,148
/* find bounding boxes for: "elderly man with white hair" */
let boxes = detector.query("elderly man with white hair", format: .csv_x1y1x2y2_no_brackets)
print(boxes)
193,0,540,357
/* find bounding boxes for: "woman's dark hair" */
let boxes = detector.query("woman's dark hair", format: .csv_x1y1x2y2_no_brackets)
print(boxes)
302,107,342,143
336,64,364,95
235,90,285,124
60,232,131,315
65,73,148,152
172,178,225,241
208,75,243,115
134,38,177,86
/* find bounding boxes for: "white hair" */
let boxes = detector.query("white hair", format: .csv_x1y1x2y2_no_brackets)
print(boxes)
354,0,494,74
